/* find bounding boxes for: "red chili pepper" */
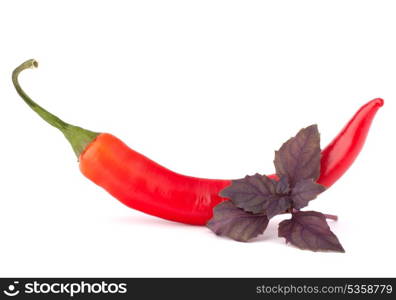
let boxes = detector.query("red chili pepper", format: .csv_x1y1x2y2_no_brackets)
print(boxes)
13,60,383,225
318,98,383,187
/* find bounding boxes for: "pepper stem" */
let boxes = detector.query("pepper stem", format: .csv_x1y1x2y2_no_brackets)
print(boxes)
12,59,99,159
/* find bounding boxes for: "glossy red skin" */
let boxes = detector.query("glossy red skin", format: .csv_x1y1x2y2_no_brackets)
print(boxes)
318,98,383,187
79,99,383,225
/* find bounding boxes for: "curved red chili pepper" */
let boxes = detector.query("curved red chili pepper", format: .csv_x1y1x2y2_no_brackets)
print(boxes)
13,60,383,225
318,98,383,187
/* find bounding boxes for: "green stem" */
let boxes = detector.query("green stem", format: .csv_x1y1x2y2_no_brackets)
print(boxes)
12,59,99,159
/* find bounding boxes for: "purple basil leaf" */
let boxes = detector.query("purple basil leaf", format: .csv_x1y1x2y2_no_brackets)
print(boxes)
220,174,292,218
219,174,278,214
265,196,291,219
207,201,269,242
276,175,290,194
278,211,345,252
274,125,321,187
291,179,326,209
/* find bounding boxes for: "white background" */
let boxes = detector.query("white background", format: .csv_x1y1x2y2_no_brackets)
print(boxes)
0,0,394,277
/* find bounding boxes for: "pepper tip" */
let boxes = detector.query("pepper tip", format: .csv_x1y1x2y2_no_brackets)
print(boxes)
374,98,384,107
